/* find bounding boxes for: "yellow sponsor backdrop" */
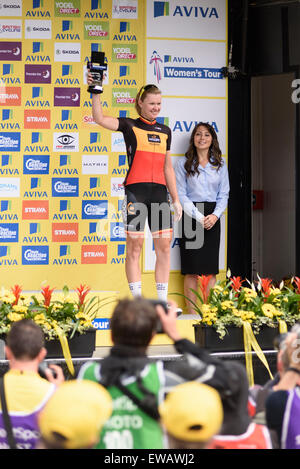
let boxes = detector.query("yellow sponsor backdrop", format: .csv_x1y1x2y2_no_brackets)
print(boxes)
0,0,148,302
0,1,227,348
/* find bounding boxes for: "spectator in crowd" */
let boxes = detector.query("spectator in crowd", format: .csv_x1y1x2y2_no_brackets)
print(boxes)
37,380,113,449
266,328,300,449
208,361,273,449
248,332,289,426
77,296,261,449
159,381,223,449
0,319,64,449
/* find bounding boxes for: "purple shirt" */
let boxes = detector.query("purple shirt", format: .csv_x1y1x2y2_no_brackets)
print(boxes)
282,387,300,449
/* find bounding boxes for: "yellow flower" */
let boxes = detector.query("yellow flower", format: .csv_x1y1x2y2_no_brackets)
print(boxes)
201,304,211,314
270,288,281,296
12,305,27,314
261,303,276,318
7,312,23,322
243,288,257,298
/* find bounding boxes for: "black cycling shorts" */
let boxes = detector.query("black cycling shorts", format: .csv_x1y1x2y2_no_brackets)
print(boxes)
122,183,173,236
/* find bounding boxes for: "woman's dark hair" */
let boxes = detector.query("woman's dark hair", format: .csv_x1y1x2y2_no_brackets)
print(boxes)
184,122,223,176
135,84,161,116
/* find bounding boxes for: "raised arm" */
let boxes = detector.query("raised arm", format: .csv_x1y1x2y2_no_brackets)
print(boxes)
87,72,119,131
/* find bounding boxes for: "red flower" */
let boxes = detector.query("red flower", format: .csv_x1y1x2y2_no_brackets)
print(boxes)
294,277,300,294
75,284,91,309
231,276,244,292
41,285,55,307
198,275,213,304
261,278,272,298
11,284,22,306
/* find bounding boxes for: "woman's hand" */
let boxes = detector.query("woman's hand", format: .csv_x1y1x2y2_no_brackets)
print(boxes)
203,214,218,230
172,201,182,222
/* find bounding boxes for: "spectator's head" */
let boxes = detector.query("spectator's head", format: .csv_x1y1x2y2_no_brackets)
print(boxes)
218,361,251,435
38,380,113,449
110,297,158,349
159,381,223,449
5,318,46,363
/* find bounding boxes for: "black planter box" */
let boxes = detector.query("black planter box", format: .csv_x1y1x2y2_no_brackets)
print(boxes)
45,328,96,358
193,324,280,353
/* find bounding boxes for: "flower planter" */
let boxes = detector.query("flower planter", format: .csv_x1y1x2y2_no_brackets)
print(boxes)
45,328,96,358
193,323,281,353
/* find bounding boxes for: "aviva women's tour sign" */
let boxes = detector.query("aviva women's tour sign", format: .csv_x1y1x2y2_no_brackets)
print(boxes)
0,0,227,301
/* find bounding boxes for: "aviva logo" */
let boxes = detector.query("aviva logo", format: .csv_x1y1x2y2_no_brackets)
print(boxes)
154,1,169,17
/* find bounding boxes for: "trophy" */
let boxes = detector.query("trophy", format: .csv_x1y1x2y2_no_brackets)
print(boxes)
87,50,107,94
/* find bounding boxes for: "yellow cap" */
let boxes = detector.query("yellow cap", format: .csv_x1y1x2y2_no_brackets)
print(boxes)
38,380,112,449
159,381,223,442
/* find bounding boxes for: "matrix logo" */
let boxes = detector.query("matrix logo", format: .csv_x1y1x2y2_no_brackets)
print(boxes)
22,245,49,265
82,154,108,175
22,200,49,219
0,223,19,242
154,1,169,17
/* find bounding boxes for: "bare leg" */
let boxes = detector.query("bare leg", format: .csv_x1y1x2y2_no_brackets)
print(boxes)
153,234,172,283
184,274,199,314
125,234,144,283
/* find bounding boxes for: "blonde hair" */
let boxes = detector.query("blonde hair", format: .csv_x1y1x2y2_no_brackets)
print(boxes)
135,84,161,115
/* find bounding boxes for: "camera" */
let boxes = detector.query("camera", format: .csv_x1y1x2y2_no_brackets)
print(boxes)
87,50,107,94
38,361,57,380
149,299,169,334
